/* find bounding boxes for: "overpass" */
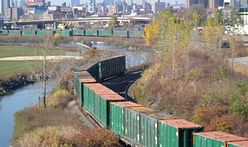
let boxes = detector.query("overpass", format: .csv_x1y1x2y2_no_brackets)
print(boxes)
5,16,152,28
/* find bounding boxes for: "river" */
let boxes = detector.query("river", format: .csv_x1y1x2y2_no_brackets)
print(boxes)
0,81,56,147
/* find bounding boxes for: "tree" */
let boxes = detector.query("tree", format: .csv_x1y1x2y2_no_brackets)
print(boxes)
108,16,119,28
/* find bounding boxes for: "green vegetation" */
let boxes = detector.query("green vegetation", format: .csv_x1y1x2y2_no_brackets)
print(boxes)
0,46,64,58
0,61,42,77
134,9,248,137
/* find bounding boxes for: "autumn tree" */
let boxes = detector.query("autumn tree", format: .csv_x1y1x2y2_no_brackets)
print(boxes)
108,16,119,28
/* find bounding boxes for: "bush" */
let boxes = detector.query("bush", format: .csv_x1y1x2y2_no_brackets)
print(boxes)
15,125,77,147
73,128,120,147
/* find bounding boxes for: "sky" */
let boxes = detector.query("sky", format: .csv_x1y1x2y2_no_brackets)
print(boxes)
49,0,185,5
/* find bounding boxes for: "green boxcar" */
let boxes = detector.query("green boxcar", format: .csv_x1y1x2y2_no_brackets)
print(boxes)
36,29,54,37
129,30,144,38
22,30,36,36
83,83,124,128
159,119,203,147
73,29,85,36
85,29,98,36
124,107,155,146
110,102,142,137
98,29,113,37
113,30,128,37
228,141,248,147
73,71,96,106
193,131,247,147
0,30,8,35
55,29,72,37
87,55,126,81
8,30,21,36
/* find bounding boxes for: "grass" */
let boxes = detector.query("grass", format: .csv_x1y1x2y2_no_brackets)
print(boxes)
0,61,42,77
0,46,65,58
0,45,66,78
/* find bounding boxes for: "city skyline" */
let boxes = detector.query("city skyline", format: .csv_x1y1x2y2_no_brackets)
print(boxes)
49,0,184,5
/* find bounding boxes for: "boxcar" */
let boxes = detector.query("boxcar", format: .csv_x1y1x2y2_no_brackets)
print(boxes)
0,30,8,36
83,83,124,128
85,29,98,36
193,131,248,147
8,30,21,36
98,29,113,37
124,106,155,146
110,101,142,137
159,119,203,147
228,141,248,147
73,71,96,106
22,30,37,36
87,55,126,81
36,29,54,37
73,29,85,36
113,30,128,38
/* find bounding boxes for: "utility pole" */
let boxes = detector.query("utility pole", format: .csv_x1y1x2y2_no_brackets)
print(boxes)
43,38,48,109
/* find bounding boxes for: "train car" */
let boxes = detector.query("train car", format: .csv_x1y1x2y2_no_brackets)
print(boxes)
98,29,113,37
87,55,126,81
22,29,37,36
159,119,203,147
228,141,248,147
110,101,142,138
0,30,9,36
193,131,248,147
85,29,98,36
73,29,85,36
36,29,54,37
129,30,144,38
73,71,96,106
54,29,72,37
83,83,124,128
113,30,128,38
8,30,22,36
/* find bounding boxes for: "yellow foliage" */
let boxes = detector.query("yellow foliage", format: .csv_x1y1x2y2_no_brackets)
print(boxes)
144,22,160,45
233,64,248,76
16,125,78,147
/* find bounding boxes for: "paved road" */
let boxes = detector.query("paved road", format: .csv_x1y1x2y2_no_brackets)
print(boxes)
102,69,143,101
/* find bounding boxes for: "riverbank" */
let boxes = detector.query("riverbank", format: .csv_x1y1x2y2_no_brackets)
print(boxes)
12,71,119,147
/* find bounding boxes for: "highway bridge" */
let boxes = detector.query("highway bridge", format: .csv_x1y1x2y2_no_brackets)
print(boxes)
5,16,152,28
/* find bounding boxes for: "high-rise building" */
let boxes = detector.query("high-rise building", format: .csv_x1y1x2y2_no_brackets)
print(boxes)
71,0,80,6
0,0,3,14
3,0,10,16
152,1,165,14
87,0,96,13
186,0,223,9
186,0,208,8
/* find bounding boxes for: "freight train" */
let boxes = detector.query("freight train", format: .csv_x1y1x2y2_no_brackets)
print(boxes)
73,55,248,147
0,28,144,38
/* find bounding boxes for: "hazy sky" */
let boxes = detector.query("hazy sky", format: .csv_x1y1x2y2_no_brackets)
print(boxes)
49,0,185,5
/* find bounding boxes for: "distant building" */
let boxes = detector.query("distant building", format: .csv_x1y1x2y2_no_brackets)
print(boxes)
71,0,80,6
2,0,10,16
152,1,165,14
186,0,223,9
87,0,96,13
224,0,248,8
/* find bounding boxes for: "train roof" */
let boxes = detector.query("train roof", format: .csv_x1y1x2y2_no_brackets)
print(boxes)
101,94,125,101
161,119,202,129
194,131,248,142
111,101,142,108
129,106,155,113
228,140,248,146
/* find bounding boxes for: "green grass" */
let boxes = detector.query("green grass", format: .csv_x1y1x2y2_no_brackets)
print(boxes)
0,46,66,78
0,46,65,58
0,61,42,77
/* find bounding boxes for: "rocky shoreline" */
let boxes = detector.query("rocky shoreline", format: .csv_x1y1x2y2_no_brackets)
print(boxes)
0,75,35,96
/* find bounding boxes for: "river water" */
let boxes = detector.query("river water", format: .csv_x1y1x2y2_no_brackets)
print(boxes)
0,81,56,146
0,43,151,147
